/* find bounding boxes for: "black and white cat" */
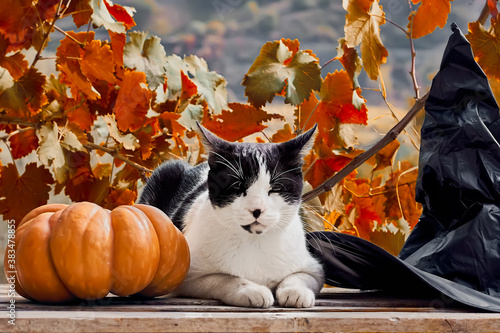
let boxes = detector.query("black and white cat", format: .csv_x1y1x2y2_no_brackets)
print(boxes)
138,123,324,308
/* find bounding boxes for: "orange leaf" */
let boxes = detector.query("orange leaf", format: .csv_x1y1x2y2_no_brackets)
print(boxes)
65,0,93,27
467,19,500,81
8,129,39,159
137,131,154,160
113,70,152,132
81,40,116,84
271,123,295,143
0,35,29,79
488,0,499,17
372,139,400,172
104,188,137,210
158,111,186,137
65,98,96,132
65,166,110,204
409,0,454,39
344,178,382,240
109,31,126,67
202,102,284,141
0,163,54,222
0,0,58,52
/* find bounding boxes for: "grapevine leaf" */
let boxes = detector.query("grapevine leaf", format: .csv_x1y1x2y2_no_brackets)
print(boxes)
344,0,388,80
271,123,295,143
65,98,96,132
109,31,126,67
184,55,229,115
101,115,140,150
336,38,362,89
103,0,136,30
65,0,93,28
178,104,204,130
409,0,454,39
104,188,137,209
0,163,54,222
0,0,58,52
113,69,152,132
90,0,127,33
344,178,382,240
158,111,186,137
372,139,400,172
65,166,110,204
37,123,67,183
467,20,500,81
0,67,46,117
202,102,284,141
61,128,86,153
123,31,168,90
164,55,189,99
0,35,28,80
92,163,113,180
8,129,39,159
488,0,499,17
243,40,321,108
179,70,199,110
81,39,116,84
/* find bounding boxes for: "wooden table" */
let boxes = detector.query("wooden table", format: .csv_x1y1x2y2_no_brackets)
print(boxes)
2,284,500,332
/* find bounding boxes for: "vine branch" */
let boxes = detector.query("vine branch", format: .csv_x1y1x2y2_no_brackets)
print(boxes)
301,91,429,202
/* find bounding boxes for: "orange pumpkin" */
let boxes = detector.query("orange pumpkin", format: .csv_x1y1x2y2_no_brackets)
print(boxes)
4,202,190,303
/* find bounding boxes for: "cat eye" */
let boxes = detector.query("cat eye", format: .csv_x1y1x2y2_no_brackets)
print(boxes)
268,183,284,195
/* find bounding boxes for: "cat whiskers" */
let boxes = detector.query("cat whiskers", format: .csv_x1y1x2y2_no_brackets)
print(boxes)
212,151,244,180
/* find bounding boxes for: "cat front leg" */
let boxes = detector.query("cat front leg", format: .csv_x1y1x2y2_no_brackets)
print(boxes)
276,272,323,308
175,273,275,308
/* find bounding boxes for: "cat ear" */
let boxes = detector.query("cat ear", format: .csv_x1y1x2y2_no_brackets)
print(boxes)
279,124,317,157
196,121,230,152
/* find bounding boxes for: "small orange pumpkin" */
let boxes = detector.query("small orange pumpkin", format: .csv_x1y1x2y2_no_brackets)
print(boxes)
4,202,190,303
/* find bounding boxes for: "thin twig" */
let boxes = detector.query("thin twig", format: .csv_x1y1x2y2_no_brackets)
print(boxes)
31,0,63,68
54,25,85,47
407,8,420,99
84,142,153,174
478,0,492,24
301,91,429,202
0,116,41,129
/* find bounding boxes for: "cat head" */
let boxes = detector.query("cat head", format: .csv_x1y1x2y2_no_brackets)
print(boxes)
197,123,316,235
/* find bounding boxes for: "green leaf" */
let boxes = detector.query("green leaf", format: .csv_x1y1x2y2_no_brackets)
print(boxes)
242,40,321,108
123,31,168,90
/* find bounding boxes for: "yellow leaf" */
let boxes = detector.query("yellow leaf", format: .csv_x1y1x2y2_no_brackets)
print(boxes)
344,0,388,80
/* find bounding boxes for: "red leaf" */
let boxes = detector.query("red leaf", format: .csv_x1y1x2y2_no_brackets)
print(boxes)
8,129,39,159
103,0,136,30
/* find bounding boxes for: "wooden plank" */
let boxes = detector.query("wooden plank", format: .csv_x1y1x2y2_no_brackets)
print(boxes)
3,310,500,333
2,284,500,332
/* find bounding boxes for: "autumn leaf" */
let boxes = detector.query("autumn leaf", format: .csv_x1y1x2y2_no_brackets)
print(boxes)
81,39,116,84
243,40,321,108
123,31,168,90
8,129,39,159
0,0,58,52
104,188,137,210
92,163,113,180
409,0,454,39
0,34,29,80
488,0,499,17
100,115,140,150
336,38,362,89
37,123,67,183
467,19,500,81
184,55,229,115
344,0,388,80
64,98,96,132
65,166,110,204
65,0,93,28
202,102,284,141
113,69,152,132
372,139,400,172
0,163,54,222
163,55,189,99
344,178,382,240
271,123,295,143
109,31,126,67
0,67,46,117
90,0,130,34
177,70,199,113
103,0,136,30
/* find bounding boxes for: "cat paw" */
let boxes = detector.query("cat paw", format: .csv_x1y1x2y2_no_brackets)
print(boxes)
227,284,274,308
276,287,315,308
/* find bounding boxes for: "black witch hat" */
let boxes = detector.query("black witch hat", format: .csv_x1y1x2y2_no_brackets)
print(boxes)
307,23,500,312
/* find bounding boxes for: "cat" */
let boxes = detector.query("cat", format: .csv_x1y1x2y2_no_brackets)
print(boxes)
138,123,324,308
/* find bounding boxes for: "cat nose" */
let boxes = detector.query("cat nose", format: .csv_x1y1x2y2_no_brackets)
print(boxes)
251,209,262,218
